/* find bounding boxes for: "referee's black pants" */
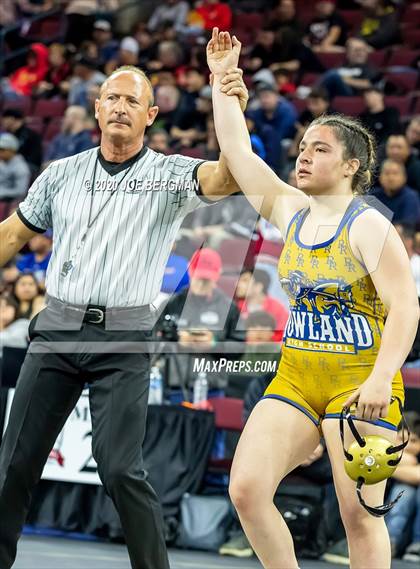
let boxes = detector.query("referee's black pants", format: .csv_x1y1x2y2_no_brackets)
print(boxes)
0,304,170,569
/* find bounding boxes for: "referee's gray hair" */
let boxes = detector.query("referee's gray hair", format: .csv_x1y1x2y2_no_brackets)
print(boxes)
101,65,155,107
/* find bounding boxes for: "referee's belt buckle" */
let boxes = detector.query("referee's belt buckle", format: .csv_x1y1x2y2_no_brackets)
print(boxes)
86,308,105,324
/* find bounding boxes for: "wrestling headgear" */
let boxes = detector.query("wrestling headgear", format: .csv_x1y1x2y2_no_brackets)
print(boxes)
340,397,409,517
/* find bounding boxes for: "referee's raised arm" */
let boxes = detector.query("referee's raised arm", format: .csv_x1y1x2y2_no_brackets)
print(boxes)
0,213,40,267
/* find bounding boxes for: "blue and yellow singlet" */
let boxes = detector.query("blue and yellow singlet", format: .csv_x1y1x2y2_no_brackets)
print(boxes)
264,198,404,431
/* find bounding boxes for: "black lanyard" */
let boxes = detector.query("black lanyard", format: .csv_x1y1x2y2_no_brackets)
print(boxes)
60,154,137,278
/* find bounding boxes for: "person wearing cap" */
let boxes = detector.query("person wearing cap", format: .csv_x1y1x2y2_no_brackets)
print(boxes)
246,82,297,173
92,19,118,64
158,248,244,389
0,133,31,219
1,109,43,174
105,37,140,76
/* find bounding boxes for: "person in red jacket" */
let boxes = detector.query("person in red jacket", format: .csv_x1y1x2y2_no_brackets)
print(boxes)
196,0,232,31
8,43,49,97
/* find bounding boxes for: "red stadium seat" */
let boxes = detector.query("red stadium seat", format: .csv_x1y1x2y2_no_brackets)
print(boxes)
218,274,239,298
233,12,263,32
339,10,363,32
300,73,320,86
44,118,62,141
384,96,411,117
207,397,244,473
25,116,44,134
332,96,365,116
178,147,204,159
402,28,420,49
316,52,346,69
368,49,389,68
384,71,419,94
387,48,419,67
401,6,420,25
33,99,67,119
401,367,420,388
3,97,32,116
292,98,307,115
218,237,254,270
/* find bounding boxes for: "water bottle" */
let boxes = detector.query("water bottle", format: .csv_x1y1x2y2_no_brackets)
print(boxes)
193,371,208,408
148,366,163,405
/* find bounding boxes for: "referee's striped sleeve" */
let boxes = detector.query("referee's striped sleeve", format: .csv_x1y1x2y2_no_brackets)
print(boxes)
18,164,53,232
169,155,210,216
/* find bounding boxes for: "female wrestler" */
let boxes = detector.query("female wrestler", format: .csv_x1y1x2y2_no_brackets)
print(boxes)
207,29,419,569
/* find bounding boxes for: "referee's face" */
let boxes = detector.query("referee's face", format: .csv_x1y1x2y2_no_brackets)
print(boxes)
96,72,158,145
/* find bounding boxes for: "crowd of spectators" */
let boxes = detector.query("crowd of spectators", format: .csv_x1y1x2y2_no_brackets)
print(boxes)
0,0,419,563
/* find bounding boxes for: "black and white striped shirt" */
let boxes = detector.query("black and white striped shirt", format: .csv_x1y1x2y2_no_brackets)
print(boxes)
17,146,208,307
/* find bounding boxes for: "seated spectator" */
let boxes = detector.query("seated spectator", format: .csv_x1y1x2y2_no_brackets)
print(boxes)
356,0,399,49
91,19,119,64
359,87,401,147
148,0,189,33
245,28,281,72
64,0,119,47
11,273,44,320
406,116,420,159
170,69,208,147
0,134,30,219
386,135,420,194
157,248,244,389
305,0,347,52
195,0,233,32
0,296,29,358
44,105,94,163
152,85,181,132
68,55,106,109
395,224,420,298
246,83,297,172
1,109,43,174
372,160,420,226
235,268,289,342
298,88,332,127
385,411,420,560
34,43,72,100
268,0,303,43
148,129,171,154
16,230,52,287
4,43,49,99
319,37,381,98
105,36,140,76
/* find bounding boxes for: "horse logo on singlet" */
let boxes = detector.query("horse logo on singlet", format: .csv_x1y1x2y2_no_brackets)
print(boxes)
281,271,373,354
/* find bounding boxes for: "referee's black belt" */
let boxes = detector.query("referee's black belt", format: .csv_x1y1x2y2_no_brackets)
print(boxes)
45,296,153,327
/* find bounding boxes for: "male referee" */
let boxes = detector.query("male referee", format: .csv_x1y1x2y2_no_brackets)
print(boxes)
0,65,248,569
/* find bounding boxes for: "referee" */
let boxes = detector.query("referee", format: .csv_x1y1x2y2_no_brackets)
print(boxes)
0,65,248,569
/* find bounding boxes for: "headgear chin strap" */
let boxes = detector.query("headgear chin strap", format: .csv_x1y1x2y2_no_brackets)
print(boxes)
340,397,409,518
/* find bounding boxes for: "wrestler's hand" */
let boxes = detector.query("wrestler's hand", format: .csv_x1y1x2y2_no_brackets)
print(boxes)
207,27,241,76
343,376,392,421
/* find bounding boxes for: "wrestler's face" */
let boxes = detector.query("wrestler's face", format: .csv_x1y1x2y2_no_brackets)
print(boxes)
296,125,358,195
96,72,159,144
